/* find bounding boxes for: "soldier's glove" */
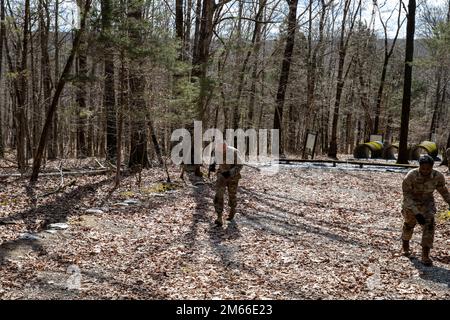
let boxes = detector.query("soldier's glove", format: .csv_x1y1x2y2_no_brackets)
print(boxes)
208,163,216,172
221,171,231,178
415,214,426,225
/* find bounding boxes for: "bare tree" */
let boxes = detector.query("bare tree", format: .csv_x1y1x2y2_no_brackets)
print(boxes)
127,0,149,169
273,0,299,156
176,0,184,56
302,0,330,158
14,0,31,171
31,0,93,182
373,0,404,134
50,0,60,160
328,0,361,159
38,0,53,162
397,0,416,164
0,0,5,158
102,0,117,163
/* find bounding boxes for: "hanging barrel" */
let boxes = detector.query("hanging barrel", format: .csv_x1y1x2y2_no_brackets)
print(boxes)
353,141,383,159
411,141,438,160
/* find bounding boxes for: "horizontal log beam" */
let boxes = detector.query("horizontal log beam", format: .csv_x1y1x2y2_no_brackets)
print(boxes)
0,169,113,178
275,159,418,169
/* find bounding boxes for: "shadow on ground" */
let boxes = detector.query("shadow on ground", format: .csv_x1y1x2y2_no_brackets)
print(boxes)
410,257,450,288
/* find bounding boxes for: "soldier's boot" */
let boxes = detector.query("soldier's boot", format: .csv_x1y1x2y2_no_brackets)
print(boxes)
214,213,223,226
421,247,433,266
402,240,411,257
226,209,236,221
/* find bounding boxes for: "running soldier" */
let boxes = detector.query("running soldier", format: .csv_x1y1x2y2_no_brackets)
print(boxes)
209,143,244,226
401,155,450,266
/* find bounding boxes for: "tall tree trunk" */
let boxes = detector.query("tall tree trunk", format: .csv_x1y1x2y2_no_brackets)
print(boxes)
176,0,184,58
172,0,185,132
0,0,5,158
232,0,245,130
328,0,360,159
31,0,92,182
76,0,88,159
88,61,96,156
102,0,117,162
192,0,202,64
373,0,402,134
128,0,149,169
397,0,416,164
75,64,88,158
273,0,298,156
247,0,267,130
429,69,441,141
231,0,265,132
4,34,17,150
15,0,30,171
305,0,327,127
189,0,218,175
303,0,328,156
39,0,52,161
30,17,39,158
184,0,192,57
328,2,349,159
115,50,126,187
192,0,215,122
49,0,59,159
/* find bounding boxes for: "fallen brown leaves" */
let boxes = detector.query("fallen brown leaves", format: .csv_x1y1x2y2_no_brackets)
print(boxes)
0,160,449,299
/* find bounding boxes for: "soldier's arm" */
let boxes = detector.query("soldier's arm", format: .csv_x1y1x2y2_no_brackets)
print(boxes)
436,173,450,205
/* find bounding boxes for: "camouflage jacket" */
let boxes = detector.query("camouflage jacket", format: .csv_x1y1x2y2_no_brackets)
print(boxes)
402,168,450,213
213,146,244,179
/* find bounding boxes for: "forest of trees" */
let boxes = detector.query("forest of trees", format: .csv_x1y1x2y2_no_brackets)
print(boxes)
0,0,449,179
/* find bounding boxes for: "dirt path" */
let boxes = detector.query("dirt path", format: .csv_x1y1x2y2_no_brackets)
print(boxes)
0,165,449,299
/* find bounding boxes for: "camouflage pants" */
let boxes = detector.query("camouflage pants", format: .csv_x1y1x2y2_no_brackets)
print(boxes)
214,175,240,216
401,208,435,248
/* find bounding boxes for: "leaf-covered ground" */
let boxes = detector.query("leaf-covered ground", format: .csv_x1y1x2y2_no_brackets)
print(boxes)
0,160,449,299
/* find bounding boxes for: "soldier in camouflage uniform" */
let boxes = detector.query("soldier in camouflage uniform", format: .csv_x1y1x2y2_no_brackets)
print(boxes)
209,143,244,226
401,155,450,266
